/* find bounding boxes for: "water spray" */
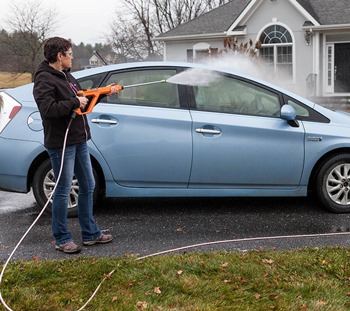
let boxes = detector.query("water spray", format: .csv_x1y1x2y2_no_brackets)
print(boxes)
166,68,222,86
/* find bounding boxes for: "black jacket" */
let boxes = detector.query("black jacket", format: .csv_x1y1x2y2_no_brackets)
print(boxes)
33,61,91,148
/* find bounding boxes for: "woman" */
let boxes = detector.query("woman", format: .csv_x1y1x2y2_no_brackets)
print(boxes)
33,37,118,254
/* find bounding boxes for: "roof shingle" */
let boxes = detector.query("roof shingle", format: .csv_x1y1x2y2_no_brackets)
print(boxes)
157,0,250,38
157,0,350,39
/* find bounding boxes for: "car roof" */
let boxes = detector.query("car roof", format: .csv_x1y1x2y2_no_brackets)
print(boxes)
71,61,213,78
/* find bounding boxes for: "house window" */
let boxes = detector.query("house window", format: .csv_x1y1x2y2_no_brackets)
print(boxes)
187,49,193,62
259,25,293,81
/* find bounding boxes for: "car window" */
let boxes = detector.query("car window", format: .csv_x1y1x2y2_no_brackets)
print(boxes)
287,98,310,117
78,73,106,89
284,96,330,123
100,69,180,108
193,75,281,117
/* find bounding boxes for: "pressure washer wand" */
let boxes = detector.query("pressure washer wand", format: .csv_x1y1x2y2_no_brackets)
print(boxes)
73,79,167,116
122,79,167,89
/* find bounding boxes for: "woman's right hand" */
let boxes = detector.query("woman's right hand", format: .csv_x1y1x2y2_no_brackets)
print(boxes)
77,96,89,110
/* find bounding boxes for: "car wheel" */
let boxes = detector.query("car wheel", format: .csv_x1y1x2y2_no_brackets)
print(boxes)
32,159,100,218
316,154,350,213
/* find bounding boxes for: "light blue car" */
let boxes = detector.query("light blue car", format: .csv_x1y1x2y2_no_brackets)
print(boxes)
1,61,350,216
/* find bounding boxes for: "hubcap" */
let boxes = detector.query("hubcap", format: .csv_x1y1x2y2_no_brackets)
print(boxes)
326,163,350,205
43,169,78,209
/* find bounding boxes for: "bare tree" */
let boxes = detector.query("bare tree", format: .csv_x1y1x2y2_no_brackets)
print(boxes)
152,0,225,33
0,30,17,72
109,12,163,61
0,0,58,80
108,0,229,61
109,16,150,61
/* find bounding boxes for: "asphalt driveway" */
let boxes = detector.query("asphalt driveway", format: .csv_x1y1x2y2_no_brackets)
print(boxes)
1,190,350,262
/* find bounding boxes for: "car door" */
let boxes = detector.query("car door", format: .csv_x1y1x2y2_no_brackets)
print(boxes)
87,67,193,188
188,75,305,188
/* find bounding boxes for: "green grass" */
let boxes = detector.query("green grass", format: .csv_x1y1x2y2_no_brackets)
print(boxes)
1,247,350,310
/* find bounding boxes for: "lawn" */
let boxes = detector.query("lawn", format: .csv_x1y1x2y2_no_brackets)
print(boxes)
1,247,349,310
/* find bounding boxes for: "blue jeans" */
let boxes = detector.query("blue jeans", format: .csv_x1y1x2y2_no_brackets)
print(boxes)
47,142,101,245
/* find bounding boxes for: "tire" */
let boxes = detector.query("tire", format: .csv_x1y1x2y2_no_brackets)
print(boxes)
32,159,100,218
316,154,350,213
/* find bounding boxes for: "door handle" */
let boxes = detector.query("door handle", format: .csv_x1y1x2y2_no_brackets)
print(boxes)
195,128,221,135
91,118,118,125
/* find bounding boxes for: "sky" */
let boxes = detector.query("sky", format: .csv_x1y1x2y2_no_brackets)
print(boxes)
0,0,125,45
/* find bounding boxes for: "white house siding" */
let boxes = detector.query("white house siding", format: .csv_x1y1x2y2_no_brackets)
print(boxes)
164,41,193,62
164,39,226,62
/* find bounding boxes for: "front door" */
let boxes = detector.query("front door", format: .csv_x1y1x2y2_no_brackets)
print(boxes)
326,43,350,94
87,67,193,188
334,43,350,93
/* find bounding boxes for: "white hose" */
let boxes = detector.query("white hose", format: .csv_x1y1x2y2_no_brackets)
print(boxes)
136,231,350,260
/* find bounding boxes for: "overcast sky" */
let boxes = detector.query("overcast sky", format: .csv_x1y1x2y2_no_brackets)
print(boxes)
0,0,125,45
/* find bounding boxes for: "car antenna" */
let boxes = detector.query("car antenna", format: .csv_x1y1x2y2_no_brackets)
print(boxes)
94,50,108,66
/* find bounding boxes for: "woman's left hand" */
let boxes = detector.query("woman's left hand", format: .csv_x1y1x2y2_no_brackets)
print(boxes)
107,83,120,95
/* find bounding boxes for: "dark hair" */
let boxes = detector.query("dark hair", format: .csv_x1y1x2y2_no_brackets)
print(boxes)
44,37,72,63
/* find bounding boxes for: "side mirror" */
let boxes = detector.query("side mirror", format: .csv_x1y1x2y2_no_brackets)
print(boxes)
280,104,299,127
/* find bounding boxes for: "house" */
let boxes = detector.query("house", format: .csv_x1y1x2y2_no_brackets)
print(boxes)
74,52,132,71
73,58,91,71
88,52,120,68
155,0,350,103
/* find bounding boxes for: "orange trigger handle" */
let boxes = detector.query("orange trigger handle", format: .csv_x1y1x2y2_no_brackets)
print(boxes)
74,84,123,115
